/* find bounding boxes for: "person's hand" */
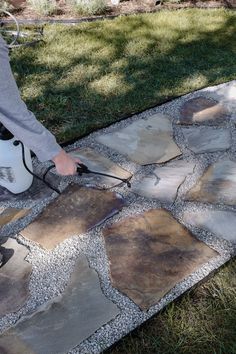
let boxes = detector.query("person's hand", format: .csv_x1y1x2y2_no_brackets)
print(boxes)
52,149,81,176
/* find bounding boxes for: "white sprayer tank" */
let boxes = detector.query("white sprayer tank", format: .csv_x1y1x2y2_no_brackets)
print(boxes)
0,137,33,194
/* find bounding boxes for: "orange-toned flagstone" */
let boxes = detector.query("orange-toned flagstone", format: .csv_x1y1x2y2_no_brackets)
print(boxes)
103,209,218,310
21,185,124,249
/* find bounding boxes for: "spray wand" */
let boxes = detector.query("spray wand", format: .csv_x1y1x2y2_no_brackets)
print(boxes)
17,140,132,194
42,162,132,193
76,163,132,188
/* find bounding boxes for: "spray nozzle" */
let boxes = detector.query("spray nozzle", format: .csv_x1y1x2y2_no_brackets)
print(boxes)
77,163,90,175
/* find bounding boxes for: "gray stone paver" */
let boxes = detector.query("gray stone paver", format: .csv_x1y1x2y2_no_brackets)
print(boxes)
182,126,231,153
0,256,119,354
131,160,195,202
0,239,32,318
0,80,236,354
183,209,236,243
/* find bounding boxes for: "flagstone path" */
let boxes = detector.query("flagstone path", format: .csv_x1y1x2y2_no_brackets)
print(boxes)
0,80,236,354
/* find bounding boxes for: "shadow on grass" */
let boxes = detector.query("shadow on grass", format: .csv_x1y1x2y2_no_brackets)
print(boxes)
10,9,236,142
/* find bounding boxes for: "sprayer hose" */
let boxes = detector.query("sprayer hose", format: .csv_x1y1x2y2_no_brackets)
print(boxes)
15,140,61,194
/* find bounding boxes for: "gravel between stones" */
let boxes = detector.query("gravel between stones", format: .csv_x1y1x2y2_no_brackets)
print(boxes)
0,80,236,354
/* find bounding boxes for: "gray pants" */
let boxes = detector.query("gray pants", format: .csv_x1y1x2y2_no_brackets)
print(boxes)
0,35,61,162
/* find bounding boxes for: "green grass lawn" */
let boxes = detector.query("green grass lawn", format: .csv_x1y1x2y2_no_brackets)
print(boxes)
11,8,236,142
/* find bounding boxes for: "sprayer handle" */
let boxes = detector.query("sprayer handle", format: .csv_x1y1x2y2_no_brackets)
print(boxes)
77,163,90,176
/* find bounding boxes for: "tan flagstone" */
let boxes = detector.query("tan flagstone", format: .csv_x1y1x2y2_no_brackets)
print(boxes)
69,147,132,187
177,97,229,125
0,208,30,227
184,159,236,205
0,238,32,317
103,209,218,310
96,114,181,165
0,334,35,354
21,185,124,249
0,255,119,354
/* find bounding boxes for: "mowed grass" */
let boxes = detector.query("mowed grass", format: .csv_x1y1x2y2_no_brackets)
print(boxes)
11,8,236,142
106,257,236,354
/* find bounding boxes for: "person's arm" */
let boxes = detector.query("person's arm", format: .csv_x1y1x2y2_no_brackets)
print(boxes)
0,35,80,175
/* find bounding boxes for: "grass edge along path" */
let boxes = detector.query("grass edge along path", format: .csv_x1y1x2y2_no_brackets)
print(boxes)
11,7,236,143
106,257,236,354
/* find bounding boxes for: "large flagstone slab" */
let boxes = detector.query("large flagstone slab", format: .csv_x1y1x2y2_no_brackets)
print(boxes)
132,161,195,202
0,208,30,227
177,97,229,125
0,255,119,354
0,238,32,317
96,114,181,165
21,185,124,249
183,209,236,243
184,159,236,205
103,209,217,310
69,147,132,187
182,127,231,153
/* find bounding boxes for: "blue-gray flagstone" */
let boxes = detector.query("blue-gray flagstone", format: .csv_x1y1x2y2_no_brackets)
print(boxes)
183,209,236,243
182,127,231,154
0,255,119,354
0,238,32,318
132,160,195,202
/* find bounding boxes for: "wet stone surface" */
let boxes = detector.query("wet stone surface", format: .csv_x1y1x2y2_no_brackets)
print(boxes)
182,127,231,154
21,185,125,249
0,255,119,354
0,208,30,227
96,114,182,165
132,160,195,203
183,209,236,243
69,147,132,188
177,97,229,125
0,238,32,318
103,209,218,310
184,159,236,205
